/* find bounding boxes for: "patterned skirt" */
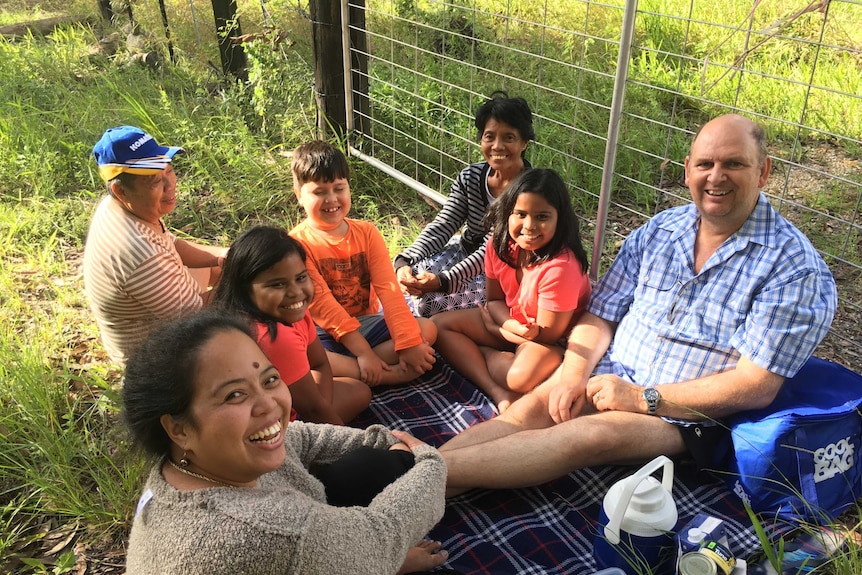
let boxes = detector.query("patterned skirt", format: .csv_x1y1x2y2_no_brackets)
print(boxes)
405,239,486,317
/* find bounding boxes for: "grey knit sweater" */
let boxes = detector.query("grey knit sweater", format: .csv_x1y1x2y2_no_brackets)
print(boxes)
125,423,447,575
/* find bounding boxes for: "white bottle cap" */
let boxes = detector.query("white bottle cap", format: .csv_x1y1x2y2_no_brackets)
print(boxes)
687,528,706,543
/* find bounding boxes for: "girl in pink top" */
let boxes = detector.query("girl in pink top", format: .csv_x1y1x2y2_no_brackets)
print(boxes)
433,169,591,412
213,226,371,424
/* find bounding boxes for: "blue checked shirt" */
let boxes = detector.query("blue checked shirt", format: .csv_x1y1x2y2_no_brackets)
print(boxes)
590,194,837,395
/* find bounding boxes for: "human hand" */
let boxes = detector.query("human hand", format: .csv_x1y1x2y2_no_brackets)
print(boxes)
548,378,588,424
479,304,499,332
396,265,420,295
522,322,541,341
401,271,441,296
586,374,641,413
504,319,539,341
398,342,436,375
389,429,429,454
357,352,389,387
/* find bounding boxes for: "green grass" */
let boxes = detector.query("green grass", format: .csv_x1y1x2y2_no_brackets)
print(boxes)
0,17,434,565
360,0,862,260
0,0,860,571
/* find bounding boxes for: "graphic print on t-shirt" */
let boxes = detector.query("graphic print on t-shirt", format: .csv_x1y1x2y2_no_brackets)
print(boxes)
318,252,371,315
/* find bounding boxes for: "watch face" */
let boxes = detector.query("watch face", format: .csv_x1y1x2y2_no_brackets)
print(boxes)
644,388,659,413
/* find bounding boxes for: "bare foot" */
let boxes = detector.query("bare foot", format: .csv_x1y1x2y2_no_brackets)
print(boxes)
397,539,449,574
376,363,426,387
494,390,522,414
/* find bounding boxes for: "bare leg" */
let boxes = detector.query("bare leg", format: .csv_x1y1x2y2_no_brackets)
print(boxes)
417,316,437,346
370,339,399,364
480,347,521,412
439,373,557,453
505,341,565,393
397,540,448,575
326,350,427,386
482,346,515,387
443,411,686,491
332,376,372,423
435,309,517,409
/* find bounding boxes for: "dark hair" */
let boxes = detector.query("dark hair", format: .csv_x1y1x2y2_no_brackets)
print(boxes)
291,140,350,188
485,168,589,272
107,171,153,197
474,91,536,155
121,309,254,457
212,226,307,339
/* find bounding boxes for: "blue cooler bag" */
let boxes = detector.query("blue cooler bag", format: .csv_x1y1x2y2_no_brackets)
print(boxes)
723,357,862,523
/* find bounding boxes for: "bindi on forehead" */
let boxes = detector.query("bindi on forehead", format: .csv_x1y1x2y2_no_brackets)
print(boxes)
252,361,260,369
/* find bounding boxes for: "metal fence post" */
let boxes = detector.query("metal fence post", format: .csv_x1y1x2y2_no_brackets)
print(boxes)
591,0,639,282
347,0,370,141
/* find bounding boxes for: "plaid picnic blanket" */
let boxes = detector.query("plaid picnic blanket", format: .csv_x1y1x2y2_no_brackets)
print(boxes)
352,358,778,575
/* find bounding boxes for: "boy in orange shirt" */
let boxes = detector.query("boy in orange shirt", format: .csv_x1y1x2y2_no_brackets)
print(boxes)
289,141,437,386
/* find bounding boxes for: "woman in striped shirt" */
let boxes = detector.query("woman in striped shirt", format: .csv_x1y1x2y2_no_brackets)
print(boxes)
394,92,534,317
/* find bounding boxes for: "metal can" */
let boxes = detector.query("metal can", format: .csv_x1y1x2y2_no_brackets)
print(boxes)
698,540,735,575
678,551,717,575
677,539,736,575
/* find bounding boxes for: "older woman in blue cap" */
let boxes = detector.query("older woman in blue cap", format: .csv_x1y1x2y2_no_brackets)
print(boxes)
83,126,228,364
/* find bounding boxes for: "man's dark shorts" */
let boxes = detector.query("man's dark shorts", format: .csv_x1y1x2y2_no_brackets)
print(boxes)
677,423,732,471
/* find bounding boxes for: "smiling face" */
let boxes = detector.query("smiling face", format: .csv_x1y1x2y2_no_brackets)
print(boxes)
480,118,527,176
172,329,291,486
684,115,771,235
295,177,352,233
508,191,558,253
112,166,179,225
249,252,314,324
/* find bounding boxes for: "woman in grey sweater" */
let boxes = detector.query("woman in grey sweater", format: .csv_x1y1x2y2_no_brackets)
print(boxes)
122,309,448,575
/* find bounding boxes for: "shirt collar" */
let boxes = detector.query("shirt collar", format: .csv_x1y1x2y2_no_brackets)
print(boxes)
662,193,778,249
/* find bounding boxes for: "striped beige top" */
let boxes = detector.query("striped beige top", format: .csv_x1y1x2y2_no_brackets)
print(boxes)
83,196,202,363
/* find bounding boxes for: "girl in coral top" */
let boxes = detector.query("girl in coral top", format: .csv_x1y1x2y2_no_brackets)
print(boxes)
213,226,370,424
433,169,591,412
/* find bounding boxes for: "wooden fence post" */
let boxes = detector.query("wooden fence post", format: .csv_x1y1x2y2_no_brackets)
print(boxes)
96,0,133,23
210,0,248,80
310,0,346,139
97,0,115,22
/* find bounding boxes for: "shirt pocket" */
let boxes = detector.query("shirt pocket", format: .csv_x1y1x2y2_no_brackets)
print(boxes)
632,268,680,321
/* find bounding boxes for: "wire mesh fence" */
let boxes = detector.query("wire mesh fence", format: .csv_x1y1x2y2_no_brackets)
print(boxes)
343,0,862,364
81,0,861,363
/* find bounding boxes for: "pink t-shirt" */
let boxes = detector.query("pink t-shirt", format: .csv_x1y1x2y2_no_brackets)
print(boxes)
485,242,591,328
256,312,316,421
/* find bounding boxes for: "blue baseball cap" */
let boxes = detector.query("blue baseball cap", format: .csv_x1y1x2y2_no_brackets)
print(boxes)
93,126,183,181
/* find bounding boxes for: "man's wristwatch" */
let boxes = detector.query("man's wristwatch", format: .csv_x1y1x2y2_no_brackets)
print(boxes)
643,387,661,415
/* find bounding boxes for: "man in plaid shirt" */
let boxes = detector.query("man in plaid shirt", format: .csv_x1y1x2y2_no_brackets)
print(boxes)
442,114,837,490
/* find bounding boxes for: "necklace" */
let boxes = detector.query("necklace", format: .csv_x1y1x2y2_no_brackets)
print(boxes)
167,459,233,488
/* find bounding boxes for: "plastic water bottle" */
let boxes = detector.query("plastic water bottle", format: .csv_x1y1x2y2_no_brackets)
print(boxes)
593,456,679,575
